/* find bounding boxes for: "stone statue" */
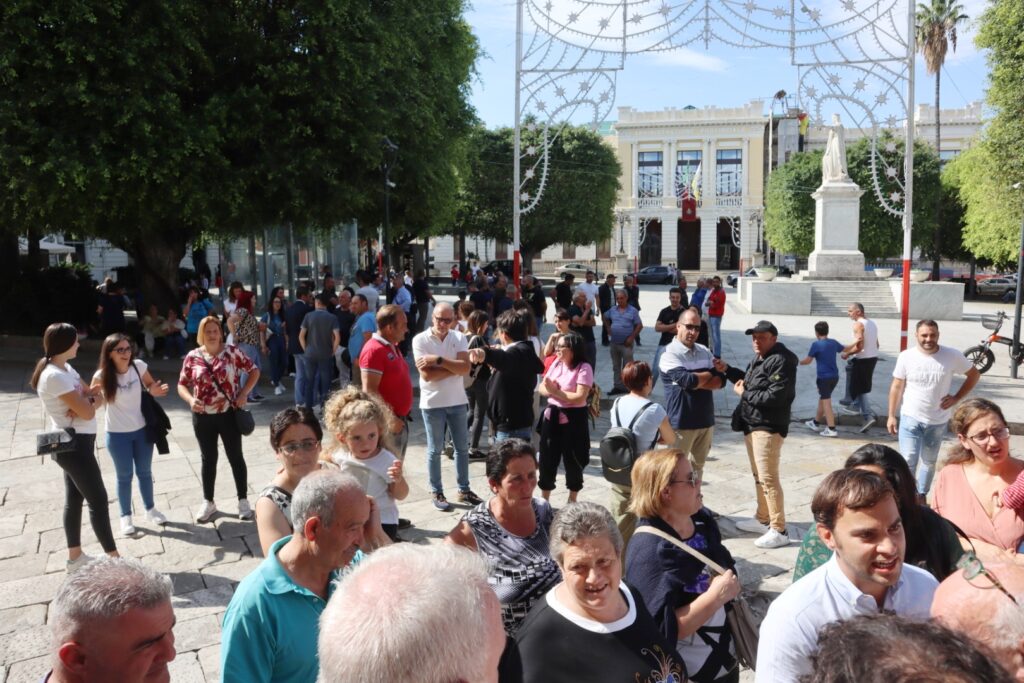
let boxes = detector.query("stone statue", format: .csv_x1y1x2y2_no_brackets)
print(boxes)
822,113,849,182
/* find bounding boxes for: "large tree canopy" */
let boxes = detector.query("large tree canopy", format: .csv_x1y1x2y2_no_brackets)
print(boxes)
764,136,942,260
456,123,621,266
0,0,477,309
976,0,1024,192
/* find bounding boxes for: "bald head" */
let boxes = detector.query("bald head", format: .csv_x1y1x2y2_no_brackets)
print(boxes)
932,562,1024,680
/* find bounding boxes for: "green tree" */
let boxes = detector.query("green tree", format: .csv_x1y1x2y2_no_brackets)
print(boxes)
456,123,621,269
916,0,969,278
765,135,941,259
976,0,1024,192
0,0,477,311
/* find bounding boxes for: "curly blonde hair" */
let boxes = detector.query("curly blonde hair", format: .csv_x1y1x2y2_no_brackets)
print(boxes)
322,385,395,457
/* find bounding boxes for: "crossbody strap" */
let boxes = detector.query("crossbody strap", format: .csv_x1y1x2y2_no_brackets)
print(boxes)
633,525,733,579
199,356,235,404
627,401,656,431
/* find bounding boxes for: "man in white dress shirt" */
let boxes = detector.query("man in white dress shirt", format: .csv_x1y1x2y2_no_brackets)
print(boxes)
755,468,938,682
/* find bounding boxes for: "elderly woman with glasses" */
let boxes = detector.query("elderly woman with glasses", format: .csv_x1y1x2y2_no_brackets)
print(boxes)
514,502,684,683
255,407,326,555
624,449,740,683
933,398,1024,564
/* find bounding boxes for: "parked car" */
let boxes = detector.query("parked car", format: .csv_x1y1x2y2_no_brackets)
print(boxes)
976,277,1016,297
554,262,601,279
481,260,515,278
726,266,794,287
630,265,676,284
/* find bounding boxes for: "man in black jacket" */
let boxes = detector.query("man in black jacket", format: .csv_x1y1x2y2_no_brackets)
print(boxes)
466,310,544,441
598,273,616,346
715,320,798,550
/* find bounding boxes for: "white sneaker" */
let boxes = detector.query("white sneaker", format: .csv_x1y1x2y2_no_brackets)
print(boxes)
196,500,218,523
734,518,771,534
238,499,254,520
120,515,137,536
66,553,95,574
754,528,791,549
840,405,861,416
274,385,286,396
858,417,877,434
146,507,168,526
804,419,821,431
820,427,838,438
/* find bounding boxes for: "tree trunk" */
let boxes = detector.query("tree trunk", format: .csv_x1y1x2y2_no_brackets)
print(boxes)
26,226,42,270
931,72,943,280
458,229,467,285
521,248,535,273
122,231,189,315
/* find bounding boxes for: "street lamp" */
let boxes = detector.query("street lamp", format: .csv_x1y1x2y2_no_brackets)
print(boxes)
615,210,629,254
381,137,399,301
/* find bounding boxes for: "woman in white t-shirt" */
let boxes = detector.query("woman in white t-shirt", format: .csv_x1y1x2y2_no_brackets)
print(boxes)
30,323,119,573
91,334,170,536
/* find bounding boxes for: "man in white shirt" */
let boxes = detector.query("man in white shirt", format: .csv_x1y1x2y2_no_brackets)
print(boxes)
355,269,380,312
755,468,938,682
576,270,600,314
886,319,980,496
412,302,483,512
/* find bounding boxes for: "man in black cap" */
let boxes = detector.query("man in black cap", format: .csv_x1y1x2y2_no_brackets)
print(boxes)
714,320,798,550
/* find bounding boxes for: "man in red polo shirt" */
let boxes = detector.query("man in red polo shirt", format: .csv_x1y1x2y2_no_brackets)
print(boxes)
706,275,726,359
360,304,413,459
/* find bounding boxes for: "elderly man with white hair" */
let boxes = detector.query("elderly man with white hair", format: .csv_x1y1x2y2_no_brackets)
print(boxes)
45,556,176,683
319,544,508,683
220,470,390,683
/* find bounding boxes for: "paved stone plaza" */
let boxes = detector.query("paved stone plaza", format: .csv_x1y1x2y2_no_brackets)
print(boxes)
1,286,1021,682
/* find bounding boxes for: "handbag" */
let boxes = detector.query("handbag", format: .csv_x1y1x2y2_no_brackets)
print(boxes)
37,427,77,456
131,364,172,454
200,356,256,436
634,525,760,671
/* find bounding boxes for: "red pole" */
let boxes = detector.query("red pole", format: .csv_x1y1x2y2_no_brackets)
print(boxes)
513,249,521,292
899,260,911,351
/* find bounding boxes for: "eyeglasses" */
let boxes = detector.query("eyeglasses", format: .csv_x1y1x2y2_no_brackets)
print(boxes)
670,472,701,487
434,317,454,324
113,346,132,354
279,439,321,455
556,343,569,349
965,427,1011,445
681,324,701,331
957,551,1018,604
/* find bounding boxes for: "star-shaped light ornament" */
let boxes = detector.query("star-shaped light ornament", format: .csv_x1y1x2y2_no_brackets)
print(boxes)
807,8,822,21
630,12,644,24
885,115,898,129
884,142,897,153
804,85,818,98
520,192,531,203
526,123,537,132
599,17,610,29
889,191,902,203
842,0,856,10
772,6,787,18
544,1,553,11
525,169,535,179
659,3,671,17
885,166,897,178
526,145,538,156
874,92,888,105
554,86,566,98
827,73,841,86
567,12,579,24
536,100,547,112
578,80,590,92
743,1,757,13
598,91,610,103
853,78,867,91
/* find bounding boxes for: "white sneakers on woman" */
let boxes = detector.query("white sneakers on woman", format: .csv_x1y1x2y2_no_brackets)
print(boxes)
120,515,137,536
238,499,254,520
146,508,169,525
196,500,218,523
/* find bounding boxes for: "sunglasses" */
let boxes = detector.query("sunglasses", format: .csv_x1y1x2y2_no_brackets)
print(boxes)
680,324,701,331
279,439,321,456
957,551,1018,605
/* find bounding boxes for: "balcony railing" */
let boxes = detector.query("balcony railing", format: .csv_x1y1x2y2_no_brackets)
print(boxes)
636,196,663,210
715,194,743,208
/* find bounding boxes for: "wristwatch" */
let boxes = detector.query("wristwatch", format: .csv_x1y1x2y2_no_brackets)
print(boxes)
435,356,443,366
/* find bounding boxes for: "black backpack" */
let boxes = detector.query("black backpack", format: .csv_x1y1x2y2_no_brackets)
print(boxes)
599,399,656,486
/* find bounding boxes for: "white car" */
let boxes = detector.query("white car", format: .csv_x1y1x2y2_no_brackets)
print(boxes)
554,262,601,279
977,277,1015,297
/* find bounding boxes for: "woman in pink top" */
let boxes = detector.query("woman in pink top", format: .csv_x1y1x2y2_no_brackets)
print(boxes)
537,331,593,502
933,398,1024,563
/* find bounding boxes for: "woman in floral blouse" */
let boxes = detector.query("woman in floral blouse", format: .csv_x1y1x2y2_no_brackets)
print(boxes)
178,315,260,524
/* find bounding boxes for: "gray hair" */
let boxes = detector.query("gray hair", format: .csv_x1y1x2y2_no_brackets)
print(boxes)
50,557,171,647
988,591,1024,653
549,501,623,565
318,544,495,682
290,469,363,529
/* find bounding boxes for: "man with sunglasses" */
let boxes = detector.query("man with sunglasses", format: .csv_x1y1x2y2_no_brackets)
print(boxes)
658,306,724,482
412,302,483,512
756,469,938,682
932,557,1024,680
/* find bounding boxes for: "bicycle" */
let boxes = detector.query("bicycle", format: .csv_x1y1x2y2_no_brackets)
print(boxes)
964,311,1024,374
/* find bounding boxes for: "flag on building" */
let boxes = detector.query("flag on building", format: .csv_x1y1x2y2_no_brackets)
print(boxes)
690,162,702,204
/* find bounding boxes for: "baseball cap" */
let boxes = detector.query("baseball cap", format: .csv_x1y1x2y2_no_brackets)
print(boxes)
745,320,778,336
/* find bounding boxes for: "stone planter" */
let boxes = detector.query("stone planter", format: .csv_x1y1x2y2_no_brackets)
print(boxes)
757,268,778,282
873,268,893,279
910,270,930,282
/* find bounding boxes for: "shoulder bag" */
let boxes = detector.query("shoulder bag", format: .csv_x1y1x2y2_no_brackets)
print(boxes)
131,363,172,453
37,425,77,456
634,525,759,671
200,355,256,436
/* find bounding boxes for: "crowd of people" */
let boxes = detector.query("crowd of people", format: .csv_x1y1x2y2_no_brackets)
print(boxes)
32,266,1021,683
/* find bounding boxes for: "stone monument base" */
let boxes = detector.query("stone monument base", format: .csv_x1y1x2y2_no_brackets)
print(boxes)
807,249,865,278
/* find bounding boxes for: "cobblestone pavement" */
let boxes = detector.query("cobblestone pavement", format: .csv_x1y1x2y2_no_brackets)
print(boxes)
1,288,1021,682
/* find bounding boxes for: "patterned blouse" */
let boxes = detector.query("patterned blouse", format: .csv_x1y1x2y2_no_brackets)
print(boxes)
463,497,560,634
178,345,255,414
258,485,293,529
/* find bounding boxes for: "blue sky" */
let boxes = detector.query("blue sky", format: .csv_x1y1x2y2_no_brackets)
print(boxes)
466,0,992,128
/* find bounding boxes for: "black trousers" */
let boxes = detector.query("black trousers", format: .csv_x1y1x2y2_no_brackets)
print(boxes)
466,381,489,449
193,411,248,501
538,405,590,492
54,434,117,553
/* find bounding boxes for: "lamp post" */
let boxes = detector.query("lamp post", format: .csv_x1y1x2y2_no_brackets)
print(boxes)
615,210,628,254
381,137,399,301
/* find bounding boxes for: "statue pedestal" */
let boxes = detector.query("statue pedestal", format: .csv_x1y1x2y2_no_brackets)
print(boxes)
807,179,866,278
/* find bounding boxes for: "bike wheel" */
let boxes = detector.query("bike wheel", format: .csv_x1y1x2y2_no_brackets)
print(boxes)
964,346,994,374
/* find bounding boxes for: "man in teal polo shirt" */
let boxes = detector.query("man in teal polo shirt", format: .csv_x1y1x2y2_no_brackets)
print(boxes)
220,470,391,683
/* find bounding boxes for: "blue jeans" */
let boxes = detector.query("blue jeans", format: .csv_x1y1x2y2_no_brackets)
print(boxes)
651,344,667,388
852,393,874,420
898,415,947,494
423,404,470,494
106,428,155,516
292,352,307,405
238,343,262,399
163,333,185,358
301,355,334,409
266,335,287,386
708,315,723,358
496,427,533,442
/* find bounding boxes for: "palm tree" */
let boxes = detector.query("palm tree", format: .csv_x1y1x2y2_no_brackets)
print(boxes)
916,0,968,279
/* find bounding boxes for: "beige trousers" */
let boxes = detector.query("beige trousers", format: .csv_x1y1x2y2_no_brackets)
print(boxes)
744,431,786,532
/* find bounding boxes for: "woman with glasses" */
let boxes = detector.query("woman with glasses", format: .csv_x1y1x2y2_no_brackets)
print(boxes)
793,443,964,581
624,448,740,683
255,406,325,555
537,332,593,503
933,398,1024,563
91,334,170,536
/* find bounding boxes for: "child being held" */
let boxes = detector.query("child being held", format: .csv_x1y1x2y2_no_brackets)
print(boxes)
324,386,409,541
799,321,844,437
